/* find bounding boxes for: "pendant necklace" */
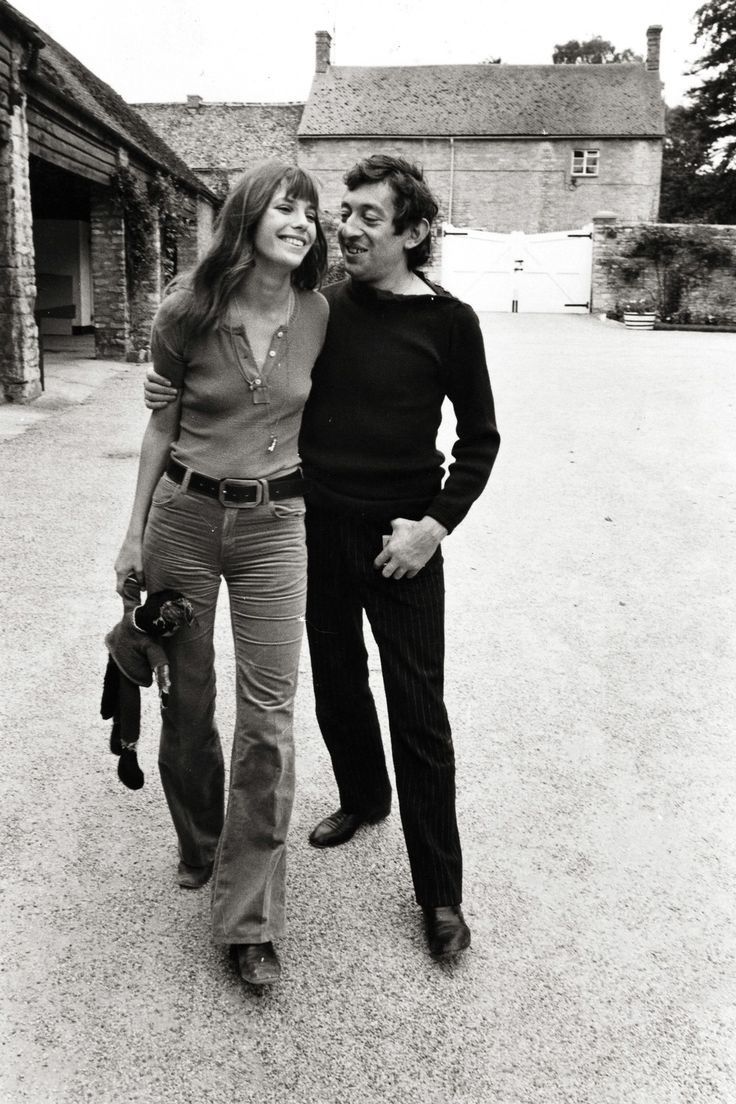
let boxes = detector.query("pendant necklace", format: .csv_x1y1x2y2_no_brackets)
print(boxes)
232,288,294,453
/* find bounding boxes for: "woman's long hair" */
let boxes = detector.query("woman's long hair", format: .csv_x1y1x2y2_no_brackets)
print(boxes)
172,161,327,339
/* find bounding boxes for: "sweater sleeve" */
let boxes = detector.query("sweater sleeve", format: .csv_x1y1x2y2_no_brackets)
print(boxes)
424,303,500,533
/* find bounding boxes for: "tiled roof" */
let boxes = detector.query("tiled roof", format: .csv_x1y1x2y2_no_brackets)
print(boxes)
0,0,212,195
299,63,665,138
134,103,303,171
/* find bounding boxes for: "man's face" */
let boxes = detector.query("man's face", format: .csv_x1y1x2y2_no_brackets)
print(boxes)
338,181,416,289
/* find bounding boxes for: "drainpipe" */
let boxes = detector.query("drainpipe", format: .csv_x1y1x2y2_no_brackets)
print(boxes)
448,137,455,225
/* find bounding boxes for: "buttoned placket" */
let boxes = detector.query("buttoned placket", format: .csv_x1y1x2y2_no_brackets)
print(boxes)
226,318,291,454
230,324,286,404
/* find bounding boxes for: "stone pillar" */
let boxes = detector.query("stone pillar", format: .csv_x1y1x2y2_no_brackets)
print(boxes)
591,211,618,314
90,184,129,358
0,83,41,403
128,217,161,361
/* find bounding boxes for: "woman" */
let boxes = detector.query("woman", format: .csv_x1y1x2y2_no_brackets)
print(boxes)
114,161,328,987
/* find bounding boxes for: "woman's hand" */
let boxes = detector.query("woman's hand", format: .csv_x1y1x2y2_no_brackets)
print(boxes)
115,400,181,597
115,534,145,595
144,369,179,410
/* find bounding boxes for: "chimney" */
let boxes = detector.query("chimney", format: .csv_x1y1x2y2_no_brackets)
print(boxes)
186,94,202,108
315,30,332,73
646,25,662,71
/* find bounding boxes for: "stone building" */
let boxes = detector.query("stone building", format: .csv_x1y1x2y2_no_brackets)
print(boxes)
300,28,666,307
138,27,665,237
0,0,217,402
133,98,303,199
299,28,665,236
136,28,665,306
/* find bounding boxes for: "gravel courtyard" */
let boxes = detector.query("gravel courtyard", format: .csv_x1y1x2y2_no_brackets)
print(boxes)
1,314,734,1103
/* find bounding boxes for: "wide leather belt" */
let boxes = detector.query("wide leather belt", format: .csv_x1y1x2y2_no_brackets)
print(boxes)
166,459,305,508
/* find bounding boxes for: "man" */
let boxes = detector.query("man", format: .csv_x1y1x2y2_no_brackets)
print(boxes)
145,155,500,961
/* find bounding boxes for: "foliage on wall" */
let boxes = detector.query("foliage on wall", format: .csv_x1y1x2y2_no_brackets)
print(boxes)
148,172,194,285
111,167,195,289
110,167,156,292
601,225,735,323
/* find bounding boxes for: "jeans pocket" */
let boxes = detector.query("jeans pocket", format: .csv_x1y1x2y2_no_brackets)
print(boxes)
151,474,182,508
269,499,306,519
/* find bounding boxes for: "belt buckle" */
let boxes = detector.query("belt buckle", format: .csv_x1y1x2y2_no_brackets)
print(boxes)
218,478,264,508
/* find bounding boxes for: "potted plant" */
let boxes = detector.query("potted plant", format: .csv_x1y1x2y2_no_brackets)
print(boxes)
620,294,657,330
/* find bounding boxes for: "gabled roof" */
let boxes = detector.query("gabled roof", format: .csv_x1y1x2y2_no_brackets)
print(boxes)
134,102,303,171
0,0,213,196
298,63,665,138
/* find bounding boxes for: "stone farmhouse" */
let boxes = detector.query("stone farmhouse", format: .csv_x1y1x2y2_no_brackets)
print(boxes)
138,29,665,233
136,27,665,312
299,29,665,234
1,0,217,402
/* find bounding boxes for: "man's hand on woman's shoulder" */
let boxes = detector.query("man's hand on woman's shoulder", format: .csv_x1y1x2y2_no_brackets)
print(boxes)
144,369,178,410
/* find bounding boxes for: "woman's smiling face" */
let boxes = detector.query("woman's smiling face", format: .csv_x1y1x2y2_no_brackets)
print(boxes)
253,182,318,271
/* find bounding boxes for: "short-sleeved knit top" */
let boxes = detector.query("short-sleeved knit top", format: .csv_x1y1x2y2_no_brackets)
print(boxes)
151,286,328,481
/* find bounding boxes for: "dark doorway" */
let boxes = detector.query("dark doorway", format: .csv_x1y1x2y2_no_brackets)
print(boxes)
29,157,94,347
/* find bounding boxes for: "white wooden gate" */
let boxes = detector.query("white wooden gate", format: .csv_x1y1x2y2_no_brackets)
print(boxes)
440,224,593,314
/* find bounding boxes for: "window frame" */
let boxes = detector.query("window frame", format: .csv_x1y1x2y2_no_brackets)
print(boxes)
571,149,600,177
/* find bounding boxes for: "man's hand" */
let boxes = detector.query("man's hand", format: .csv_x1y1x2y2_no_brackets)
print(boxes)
373,516,447,580
144,369,178,410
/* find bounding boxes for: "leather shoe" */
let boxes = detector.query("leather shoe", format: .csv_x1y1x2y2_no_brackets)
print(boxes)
423,905,471,959
236,942,281,986
308,805,390,848
177,860,213,889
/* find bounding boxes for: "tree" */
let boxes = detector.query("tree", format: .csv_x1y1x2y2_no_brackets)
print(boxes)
660,105,710,220
662,0,736,223
552,36,642,64
689,0,736,169
659,105,736,224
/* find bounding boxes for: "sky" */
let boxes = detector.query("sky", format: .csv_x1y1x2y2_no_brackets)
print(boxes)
14,0,703,106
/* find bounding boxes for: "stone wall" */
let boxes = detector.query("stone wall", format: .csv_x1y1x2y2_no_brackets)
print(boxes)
310,137,655,219
300,135,663,279
128,215,161,359
0,91,41,402
136,110,664,279
195,195,215,259
592,215,736,320
90,184,129,358
175,191,202,276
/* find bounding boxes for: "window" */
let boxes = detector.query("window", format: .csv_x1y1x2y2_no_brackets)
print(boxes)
571,149,599,177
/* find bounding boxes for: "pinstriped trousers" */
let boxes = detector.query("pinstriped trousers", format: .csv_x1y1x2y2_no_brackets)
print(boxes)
305,507,463,907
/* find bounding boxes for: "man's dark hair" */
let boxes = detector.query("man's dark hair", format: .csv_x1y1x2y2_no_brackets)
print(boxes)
343,155,439,270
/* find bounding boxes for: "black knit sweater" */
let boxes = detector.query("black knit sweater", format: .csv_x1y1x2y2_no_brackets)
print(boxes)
299,277,500,533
